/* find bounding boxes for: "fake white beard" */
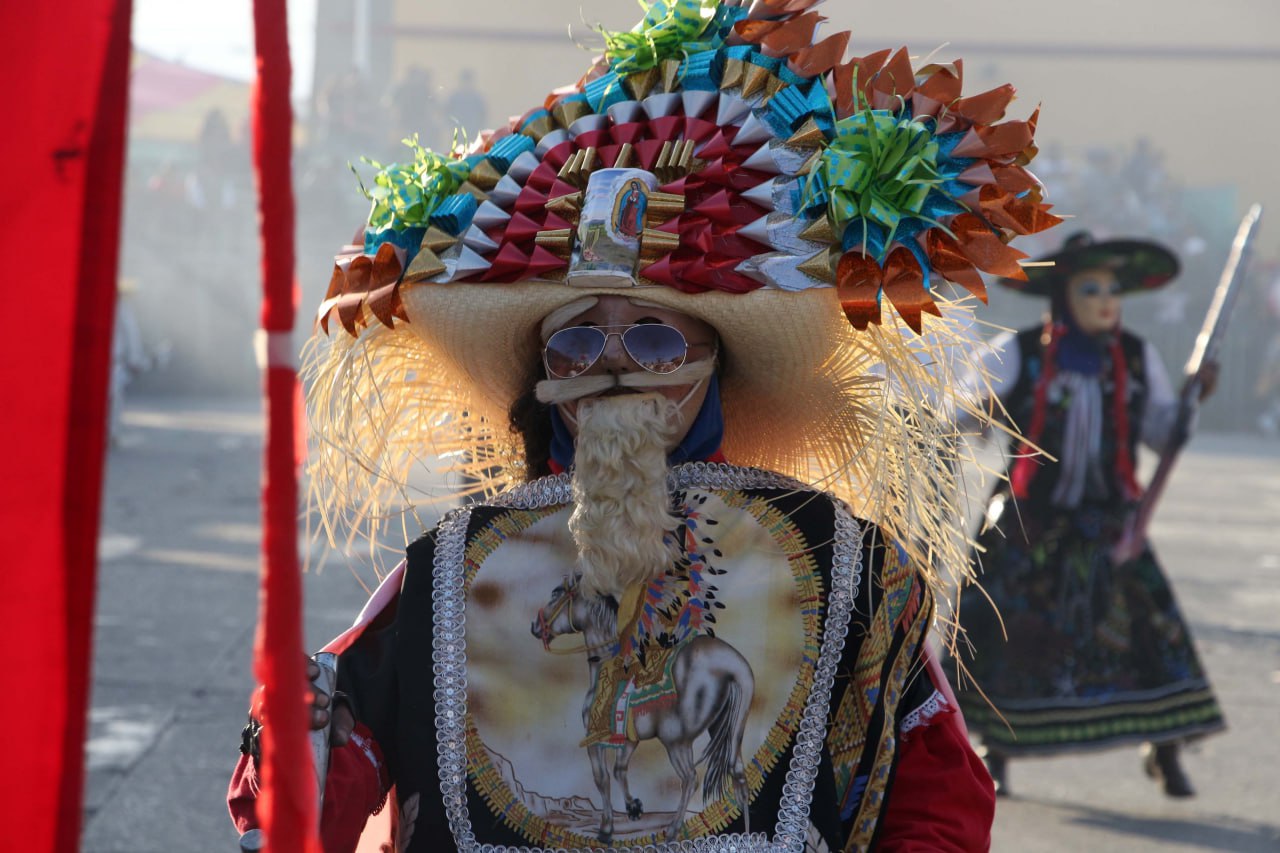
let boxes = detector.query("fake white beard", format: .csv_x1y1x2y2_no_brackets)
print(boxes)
568,393,682,600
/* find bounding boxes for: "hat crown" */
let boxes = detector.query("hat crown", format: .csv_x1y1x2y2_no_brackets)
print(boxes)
997,231,1179,297
1062,231,1096,252
319,1,1063,338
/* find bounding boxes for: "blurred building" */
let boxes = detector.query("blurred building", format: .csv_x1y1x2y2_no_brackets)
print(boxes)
123,1,1280,419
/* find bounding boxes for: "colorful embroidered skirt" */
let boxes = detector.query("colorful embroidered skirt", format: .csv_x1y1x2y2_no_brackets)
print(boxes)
955,495,1226,755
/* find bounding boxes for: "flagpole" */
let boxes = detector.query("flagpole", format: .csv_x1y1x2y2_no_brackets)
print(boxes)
250,1,319,849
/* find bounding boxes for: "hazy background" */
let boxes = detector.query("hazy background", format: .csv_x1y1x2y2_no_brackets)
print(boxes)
86,3,1280,849
120,0,1280,430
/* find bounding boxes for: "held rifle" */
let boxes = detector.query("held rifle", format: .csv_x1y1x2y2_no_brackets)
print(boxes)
1110,204,1263,565
238,652,339,852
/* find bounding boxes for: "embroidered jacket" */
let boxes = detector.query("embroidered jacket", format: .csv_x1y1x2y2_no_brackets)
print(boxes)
229,466,993,851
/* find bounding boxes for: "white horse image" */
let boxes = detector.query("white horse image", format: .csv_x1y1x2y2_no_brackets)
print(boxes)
532,574,754,843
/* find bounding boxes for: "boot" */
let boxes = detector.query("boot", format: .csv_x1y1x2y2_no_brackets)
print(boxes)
1143,742,1195,798
984,747,1010,797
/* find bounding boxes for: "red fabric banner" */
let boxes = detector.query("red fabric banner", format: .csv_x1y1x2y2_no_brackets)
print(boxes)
250,0,317,850
0,1,133,849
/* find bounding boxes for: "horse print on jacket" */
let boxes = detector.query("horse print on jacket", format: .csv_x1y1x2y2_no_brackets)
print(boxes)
531,505,755,843
456,487,826,848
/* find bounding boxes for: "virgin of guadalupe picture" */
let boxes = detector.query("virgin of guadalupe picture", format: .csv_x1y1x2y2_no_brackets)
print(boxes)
613,179,648,240
573,170,651,274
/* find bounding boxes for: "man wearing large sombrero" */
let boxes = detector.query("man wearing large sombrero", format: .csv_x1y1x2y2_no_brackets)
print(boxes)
228,1,1063,848
951,231,1226,798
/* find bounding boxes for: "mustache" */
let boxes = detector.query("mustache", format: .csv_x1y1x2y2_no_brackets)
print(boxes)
535,359,715,405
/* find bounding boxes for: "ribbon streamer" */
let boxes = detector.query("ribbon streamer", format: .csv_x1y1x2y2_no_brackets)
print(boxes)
805,109,944,249
360,138,471,232
603,0,721,75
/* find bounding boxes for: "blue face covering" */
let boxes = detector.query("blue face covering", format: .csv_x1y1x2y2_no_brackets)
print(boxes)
1051,290,1111,376
548,374,724,470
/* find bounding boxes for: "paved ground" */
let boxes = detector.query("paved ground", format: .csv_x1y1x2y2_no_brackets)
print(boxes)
82,396,1280,852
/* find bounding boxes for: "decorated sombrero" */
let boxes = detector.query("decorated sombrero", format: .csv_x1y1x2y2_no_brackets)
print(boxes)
997,231,1179,296
305,0,1061,586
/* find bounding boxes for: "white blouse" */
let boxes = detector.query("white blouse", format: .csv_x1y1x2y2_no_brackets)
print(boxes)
973,330,1183,455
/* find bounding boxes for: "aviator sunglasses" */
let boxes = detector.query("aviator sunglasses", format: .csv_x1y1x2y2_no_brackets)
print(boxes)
543,323,708,379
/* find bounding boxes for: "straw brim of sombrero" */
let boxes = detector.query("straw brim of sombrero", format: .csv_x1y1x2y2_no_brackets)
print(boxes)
303,0,1064,600
998,238,1179,296
400,281,864,470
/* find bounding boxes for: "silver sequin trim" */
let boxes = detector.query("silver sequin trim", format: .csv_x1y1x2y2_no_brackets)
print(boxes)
434,466,864,853
772,493,860,850
472,835,772,853
433,507,478,849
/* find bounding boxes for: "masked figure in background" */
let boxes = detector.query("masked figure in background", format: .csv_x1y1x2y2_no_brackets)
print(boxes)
228,2,1064,848
953,233,1226,798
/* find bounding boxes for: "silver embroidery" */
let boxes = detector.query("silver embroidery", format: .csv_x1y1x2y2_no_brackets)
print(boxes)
773,496,861,849
434,466,865,852
489,463,811,511
434,507,478,849
473,834,773,853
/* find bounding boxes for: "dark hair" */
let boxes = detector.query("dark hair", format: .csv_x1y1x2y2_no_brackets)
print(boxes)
508,358,553,481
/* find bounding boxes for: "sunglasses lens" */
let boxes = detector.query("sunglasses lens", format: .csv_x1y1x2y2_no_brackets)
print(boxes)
622,324,687,374
544,327,606,378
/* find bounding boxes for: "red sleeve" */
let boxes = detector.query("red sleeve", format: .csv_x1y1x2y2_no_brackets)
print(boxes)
227,722,391,853
876,668,995,851
226,752,260,836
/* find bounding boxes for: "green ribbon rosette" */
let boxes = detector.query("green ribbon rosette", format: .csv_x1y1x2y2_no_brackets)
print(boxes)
804,110,945,250
603,0,720,75
358,136,472,232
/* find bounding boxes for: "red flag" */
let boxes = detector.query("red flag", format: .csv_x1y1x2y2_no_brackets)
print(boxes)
250,0,319,850
0,1,132,849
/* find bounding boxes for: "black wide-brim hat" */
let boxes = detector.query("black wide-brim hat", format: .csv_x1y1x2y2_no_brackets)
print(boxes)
998,231,1179,296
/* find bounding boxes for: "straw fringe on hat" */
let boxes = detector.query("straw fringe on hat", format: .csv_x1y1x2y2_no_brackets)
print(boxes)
305,283,995,615
302,0,1060,621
